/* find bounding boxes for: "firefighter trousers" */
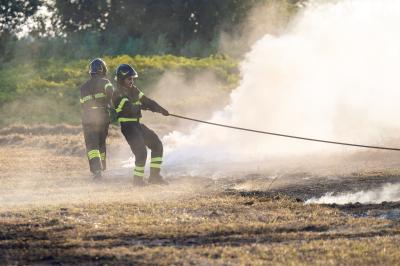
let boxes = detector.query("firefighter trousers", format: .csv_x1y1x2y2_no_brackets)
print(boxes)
83,123,109,173
120,122,163,178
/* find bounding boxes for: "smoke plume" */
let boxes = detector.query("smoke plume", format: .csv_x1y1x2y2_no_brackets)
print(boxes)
164,0,400,171
306,183,400,204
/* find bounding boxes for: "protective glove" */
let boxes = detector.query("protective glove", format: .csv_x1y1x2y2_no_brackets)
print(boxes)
160,107,169,116
107,107,118,124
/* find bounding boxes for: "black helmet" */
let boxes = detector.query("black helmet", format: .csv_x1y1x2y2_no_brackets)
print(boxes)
115,64,138,82
89,58,107,76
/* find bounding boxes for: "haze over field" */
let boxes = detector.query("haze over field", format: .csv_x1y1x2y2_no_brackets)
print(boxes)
2,2,400,264
164,0,400,169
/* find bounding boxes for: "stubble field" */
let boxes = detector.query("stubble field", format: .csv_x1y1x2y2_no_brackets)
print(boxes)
1,124,400,265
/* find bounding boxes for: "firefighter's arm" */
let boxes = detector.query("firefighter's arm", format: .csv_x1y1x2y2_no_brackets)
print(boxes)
141,95,169,116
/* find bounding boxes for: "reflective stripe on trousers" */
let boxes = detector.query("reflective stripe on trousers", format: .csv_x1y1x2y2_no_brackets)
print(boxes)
134,165,145,177
150,156,162,168
87,149,101,160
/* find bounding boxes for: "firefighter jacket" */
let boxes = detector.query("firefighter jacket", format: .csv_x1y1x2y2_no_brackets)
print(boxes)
80,76,114,125
113,85,167,123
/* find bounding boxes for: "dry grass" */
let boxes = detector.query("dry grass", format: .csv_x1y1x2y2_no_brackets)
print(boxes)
1,194,399,265
1,132,400,265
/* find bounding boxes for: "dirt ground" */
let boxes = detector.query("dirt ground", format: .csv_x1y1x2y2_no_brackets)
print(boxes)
1,124,400,265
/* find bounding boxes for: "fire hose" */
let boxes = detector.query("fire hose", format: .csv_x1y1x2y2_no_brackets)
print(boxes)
169,114,400,152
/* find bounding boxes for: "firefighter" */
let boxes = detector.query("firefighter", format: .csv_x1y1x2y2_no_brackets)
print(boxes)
112,64,169,186
80,58,114,179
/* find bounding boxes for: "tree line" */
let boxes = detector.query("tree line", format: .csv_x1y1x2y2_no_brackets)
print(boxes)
0,0,300,63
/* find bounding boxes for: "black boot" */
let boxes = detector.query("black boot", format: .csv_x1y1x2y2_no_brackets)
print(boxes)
148,168,169,185
133,176,148,187
93,170,102,180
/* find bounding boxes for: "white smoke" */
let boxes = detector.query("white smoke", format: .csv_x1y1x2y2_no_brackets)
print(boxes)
306,183,400,204
164,0,400,169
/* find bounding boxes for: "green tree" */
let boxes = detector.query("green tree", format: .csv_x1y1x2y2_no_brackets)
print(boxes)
0,0,42,62
0,0,41,33
54,0,110,33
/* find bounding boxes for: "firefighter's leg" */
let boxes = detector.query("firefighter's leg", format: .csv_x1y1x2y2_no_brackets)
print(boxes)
83,124,102,177
99,123,109,171
121,124,148,186
140,124,168,185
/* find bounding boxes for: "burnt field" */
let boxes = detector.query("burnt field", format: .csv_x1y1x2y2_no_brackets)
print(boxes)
1,125,400,265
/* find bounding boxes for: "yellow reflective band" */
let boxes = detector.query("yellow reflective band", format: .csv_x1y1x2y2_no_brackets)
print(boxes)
151,157,163,163
134,171,145,177
94,93,106,98
150,163,161,168
116,97,128,113
88,154,100,160
118,117,138,123
80,95,93,103
133,100,141,106
87,150,101,160
88,152,100,158
138,91,144,99
135,166,145,171
100,152,106,160
105,83,113,90
88,150,100,155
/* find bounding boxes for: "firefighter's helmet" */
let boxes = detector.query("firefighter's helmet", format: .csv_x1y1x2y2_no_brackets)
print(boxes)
115,64,138,82
89,58,108,76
